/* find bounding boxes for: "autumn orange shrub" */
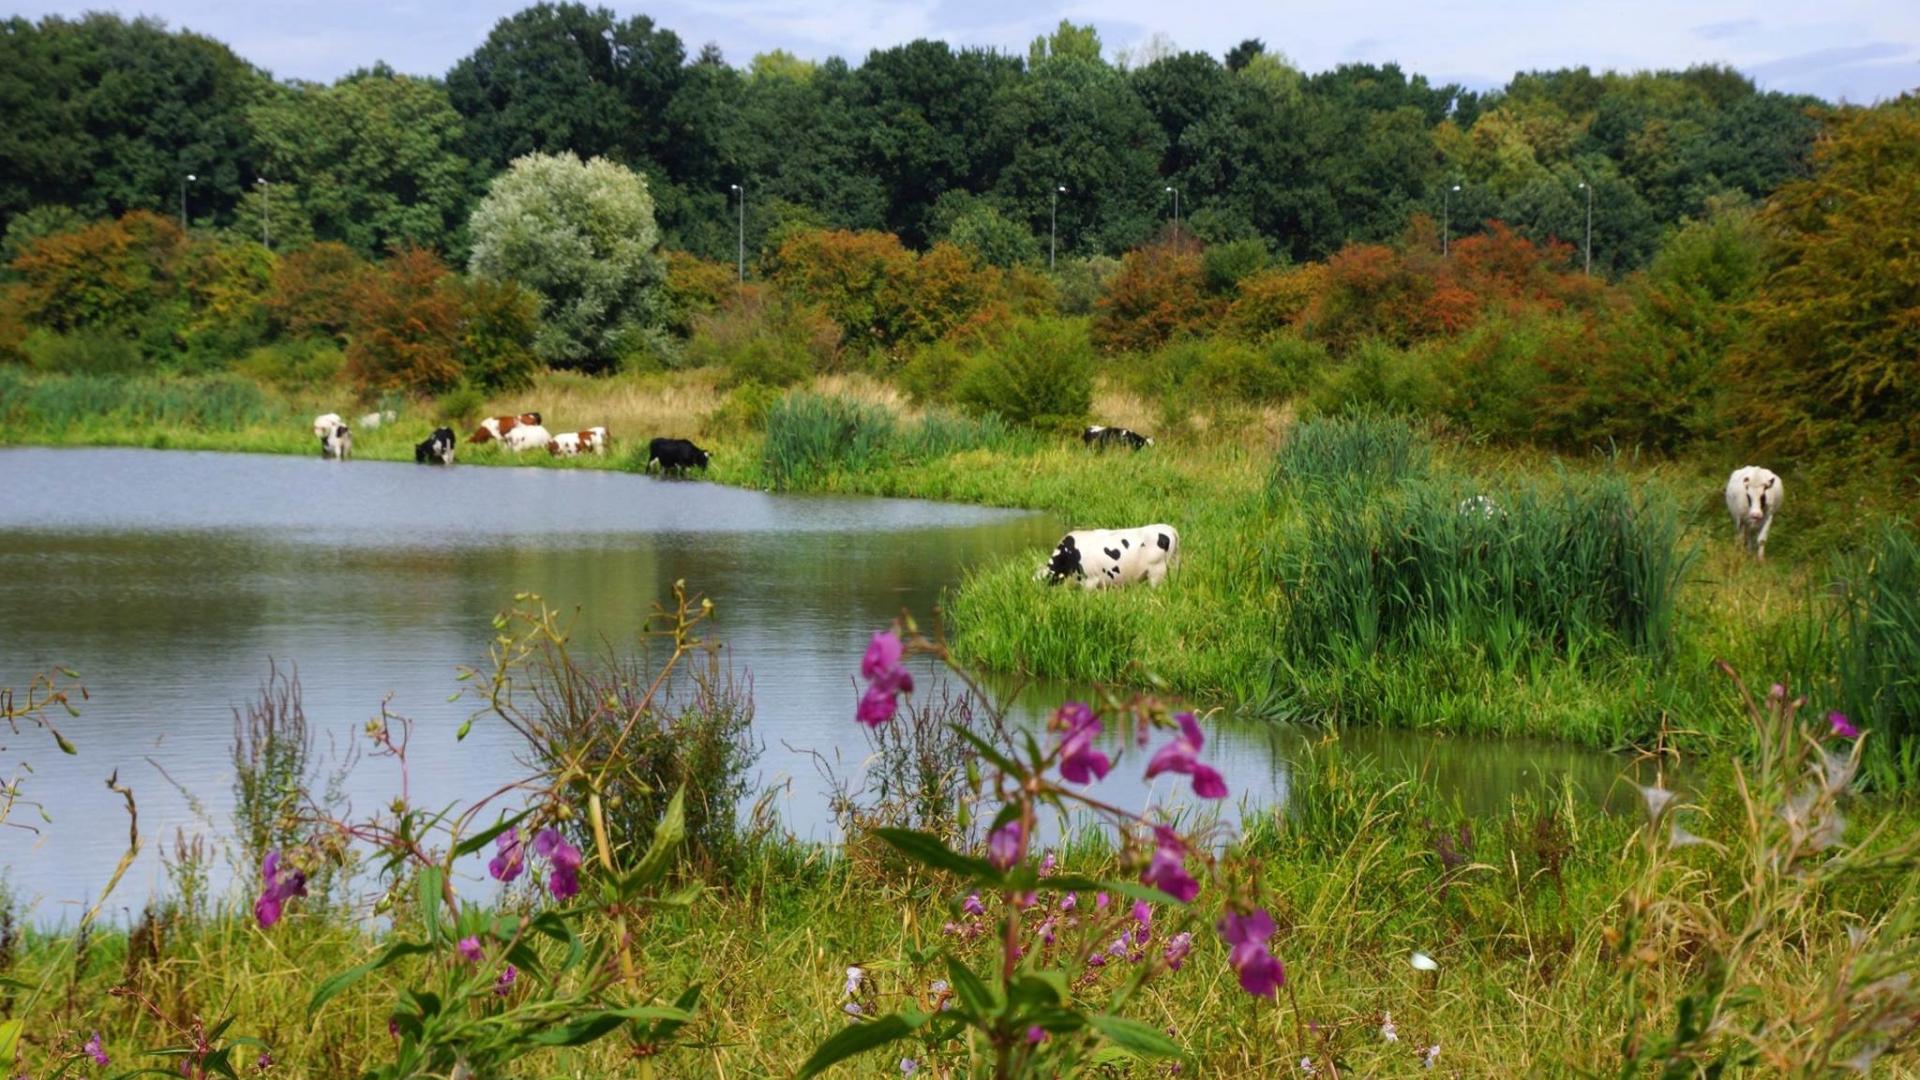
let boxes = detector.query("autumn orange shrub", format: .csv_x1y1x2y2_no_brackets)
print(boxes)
1091,243,1221,354
1224,264,1327,341
660,250,737,338
7,211,186,334
344,247,463,394
769,229,917,351
266,242,370,344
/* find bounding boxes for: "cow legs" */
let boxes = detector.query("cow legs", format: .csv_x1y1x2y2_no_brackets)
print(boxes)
1754,516,1773,562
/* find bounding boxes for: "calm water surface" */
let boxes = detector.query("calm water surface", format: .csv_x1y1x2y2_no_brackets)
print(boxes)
0,447,1640,920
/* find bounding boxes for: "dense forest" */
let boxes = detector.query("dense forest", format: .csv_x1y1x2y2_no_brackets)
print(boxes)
0,9,1827,270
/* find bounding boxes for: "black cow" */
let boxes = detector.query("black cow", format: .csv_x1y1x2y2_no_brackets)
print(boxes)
414,427,456,465
648,437,711,474
1082,425,1153,451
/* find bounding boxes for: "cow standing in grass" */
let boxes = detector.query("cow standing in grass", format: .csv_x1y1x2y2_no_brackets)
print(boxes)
1037,525,1180,589
1082,425,1153,451
415,427,456,465
320,423,352,460
1725,466,1784,561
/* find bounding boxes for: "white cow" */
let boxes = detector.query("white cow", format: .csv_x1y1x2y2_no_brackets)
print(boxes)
320,423,352,460
312,413,343,439
502,423,554,452
1036,525,1181,589
1725,466,1783,561
357,409,397,430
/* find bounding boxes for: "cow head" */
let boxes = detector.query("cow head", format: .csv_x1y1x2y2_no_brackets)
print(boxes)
1040,535,1083,584
521,412,543,426
692,446,711,469
1741,472,1775,523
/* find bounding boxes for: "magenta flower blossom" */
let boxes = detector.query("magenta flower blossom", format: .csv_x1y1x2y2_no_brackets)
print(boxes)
987,820,1026,870
533,828,582,901
1055,702,1113,784
856,631,914,727
1218,908,1285,998
962,891,985,916
1095,892,1110,912
84,1031,109,1066
257,1048,274,1070
253,850,308,928
1140,827,1199,903
495,964,518,996
1059,893,1077,913
1829,711,1860,740
1132,898,1153,930
1164,931,1193,971
457,936,484,963
1027,1026,1049,1044
387,1018,400,1039
1144,713,1228,799
488,829,525,883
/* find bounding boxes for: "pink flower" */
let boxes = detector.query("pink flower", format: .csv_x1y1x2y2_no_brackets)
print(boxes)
457,936,484,963
533,828,583,901
488,828,525,882
1059,893,1077,913
856,631,914,727
962,891,985,916
1027,1026,1049,1044
987,820,1025,871
1164,931,1193,971
254,850,307,928
1218,908,1284,998
84,1030,109,1066
1095,892,1110,912
1054,702,1112,784
1144,713,1228,799
494,964,518,996
1140,827,1199,903
1829,711,1860,739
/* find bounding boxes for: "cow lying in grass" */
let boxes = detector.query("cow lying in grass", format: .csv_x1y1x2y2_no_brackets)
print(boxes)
1036,525,1180,589
1082,425,1153,451
548,426,609,456
469,412,543,444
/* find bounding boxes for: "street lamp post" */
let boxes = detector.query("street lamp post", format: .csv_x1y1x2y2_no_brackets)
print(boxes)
1443,183,1461,256
1163,185,1180,250
1577,181,1593,275
1050,185,1066,271
729,183,744,284
256,177,271,249
180,173,197,231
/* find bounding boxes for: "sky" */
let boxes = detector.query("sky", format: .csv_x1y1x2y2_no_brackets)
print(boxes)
11,0,1919,103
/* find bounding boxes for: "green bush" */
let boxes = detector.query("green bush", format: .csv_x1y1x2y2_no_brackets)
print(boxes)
1202,238,1271,294
1305,337,1439,417
762,392,898,488
687,289,840,388
20,328,143,375
235,339,345,391
706,381,782,433
953,316,1092,430
1269,409,1431,495
1051,255,1122,316
899,339,970,405
434,384,487,427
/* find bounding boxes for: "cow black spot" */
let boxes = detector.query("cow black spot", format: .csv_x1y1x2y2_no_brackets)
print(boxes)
1103,546,1122,562
1156,533,1171,551
1121,538,1130,548
1046,535,1084,581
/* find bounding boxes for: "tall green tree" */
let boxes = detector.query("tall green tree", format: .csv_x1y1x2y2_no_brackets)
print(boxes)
467,151,666,372
249,68,473,257
445,3,687,174
0,14,268,234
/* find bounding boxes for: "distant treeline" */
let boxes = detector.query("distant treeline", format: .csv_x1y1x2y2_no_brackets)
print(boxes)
0,9,1834,271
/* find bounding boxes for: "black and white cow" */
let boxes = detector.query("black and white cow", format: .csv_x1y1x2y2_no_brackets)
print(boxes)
414,427,456,465
1082,425,1153,451
648,437,710,474
1036,525,1180,589
320,423,352,460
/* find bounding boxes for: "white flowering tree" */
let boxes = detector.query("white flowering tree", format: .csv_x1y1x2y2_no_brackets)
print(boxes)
468,152,665,373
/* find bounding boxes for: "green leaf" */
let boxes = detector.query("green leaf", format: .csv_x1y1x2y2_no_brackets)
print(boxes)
1088,1013,1183,1058
454,812,529,859
946,954,995,1016
417,866,445,942
54,730,77,755
0,1019,20,1061
798,1011,930,1079
872,827,1002,882
637,983,702,1042
526,1005,694,1047
1008,972,1068,1009
622,785,686,894
308,940,432,1015
1046,876,1182,908
951,725,1024,778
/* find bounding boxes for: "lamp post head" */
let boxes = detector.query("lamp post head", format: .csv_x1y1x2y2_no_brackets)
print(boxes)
1056,186,1066,193
1451,184,1461,192
1578,181,1589,189
730,183,741,191
1163,186,1174,193
186,173,197,182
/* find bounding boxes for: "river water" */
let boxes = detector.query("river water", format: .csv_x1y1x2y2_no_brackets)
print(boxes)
0,447,1638,921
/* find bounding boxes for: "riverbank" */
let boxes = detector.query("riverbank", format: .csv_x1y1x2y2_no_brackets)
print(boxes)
0,366,1882,757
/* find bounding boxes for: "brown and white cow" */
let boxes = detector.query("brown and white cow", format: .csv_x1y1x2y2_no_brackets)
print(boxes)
469,412,543,444
547,426,609,456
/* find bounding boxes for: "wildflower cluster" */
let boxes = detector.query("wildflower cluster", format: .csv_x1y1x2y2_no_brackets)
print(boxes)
802,624,1284,1077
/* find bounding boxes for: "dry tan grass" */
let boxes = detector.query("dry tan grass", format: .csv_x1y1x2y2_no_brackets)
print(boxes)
485,369,729,445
